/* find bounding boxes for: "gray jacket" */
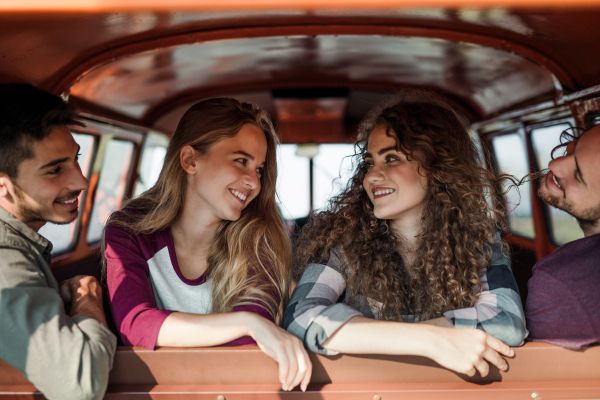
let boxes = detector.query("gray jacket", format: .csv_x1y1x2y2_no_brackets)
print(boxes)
0,206,116,400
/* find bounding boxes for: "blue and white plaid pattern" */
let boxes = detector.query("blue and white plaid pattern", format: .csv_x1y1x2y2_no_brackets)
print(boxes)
283,242,528,355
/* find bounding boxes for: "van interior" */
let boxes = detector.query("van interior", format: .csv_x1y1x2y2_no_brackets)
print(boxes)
1,1,600,398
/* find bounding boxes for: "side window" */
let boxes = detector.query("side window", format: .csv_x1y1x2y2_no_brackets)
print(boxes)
87,139,135,243
134,132,168,197
530,124,584,245
39,132,96,255
491,133,535,239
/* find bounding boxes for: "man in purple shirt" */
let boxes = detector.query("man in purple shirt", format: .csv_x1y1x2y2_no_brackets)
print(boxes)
525,124,600,350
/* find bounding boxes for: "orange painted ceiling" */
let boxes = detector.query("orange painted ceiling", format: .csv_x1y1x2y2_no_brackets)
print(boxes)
1,5,600,134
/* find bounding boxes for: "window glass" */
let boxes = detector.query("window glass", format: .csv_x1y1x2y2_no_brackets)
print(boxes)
491,133,534,238
531,124,584,245
39,132,96,254
313,144,356,212
87,139,135,243
276,144,310,220
134,132,169,197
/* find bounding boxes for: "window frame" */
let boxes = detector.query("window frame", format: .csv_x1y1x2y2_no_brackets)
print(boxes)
86,137,138,245
482,111,578,256
50,116,145,266
487,127,536,241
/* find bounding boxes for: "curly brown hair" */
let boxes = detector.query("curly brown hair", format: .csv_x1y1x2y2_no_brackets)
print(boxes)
294,91,511,322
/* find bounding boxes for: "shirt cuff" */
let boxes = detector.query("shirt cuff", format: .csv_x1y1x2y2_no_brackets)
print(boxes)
304,303,362,355
73,317,118,360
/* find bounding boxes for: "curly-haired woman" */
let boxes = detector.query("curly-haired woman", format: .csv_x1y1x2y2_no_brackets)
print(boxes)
104,98,311,391
283,92,527,377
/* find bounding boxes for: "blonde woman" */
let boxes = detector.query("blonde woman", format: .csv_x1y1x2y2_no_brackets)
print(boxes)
103,98,311,391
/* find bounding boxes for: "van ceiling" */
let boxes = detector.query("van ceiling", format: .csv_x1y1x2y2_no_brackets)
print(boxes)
1,6,600,135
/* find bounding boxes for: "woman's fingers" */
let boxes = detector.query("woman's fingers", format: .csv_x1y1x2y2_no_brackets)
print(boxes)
434,328,514,377
287,343,308,391
486,335,514,357
283,343,298,390
482,346,508,371
293,340,312,392
275,347,290,388
251,320,312,392
300,350,312,392
299,343,312,391
473,356,490,377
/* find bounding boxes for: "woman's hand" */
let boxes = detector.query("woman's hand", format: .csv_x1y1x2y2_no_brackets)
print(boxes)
246,314,312,392
428,328,514,377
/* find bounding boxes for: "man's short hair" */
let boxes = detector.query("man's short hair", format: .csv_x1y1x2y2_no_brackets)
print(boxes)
0,83,83,179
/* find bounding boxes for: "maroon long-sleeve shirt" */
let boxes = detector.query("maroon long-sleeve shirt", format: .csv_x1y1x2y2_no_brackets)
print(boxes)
105,222,274,349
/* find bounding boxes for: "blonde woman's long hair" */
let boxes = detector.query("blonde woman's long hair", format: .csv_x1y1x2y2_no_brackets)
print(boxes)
102,98,291,321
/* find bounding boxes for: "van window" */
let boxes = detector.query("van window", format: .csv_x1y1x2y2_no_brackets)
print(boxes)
276,144,310,220
313,144,355,212
39,132,96,255
276,144,356,220
531,124,584,245
87,139,135,243
133,132,168,197
491,133,535,239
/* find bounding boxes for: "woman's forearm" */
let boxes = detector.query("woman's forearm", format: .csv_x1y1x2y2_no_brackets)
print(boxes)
322,316,513,377
155,310,312,391
322,316,438,357
156,311,257,347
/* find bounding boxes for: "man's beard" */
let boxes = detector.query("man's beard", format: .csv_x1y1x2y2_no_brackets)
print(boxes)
539,173,600,233
13,184,79,226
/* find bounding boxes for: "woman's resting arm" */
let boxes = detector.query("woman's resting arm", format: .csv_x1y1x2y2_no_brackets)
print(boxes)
322,315,514,378
106,223,311,391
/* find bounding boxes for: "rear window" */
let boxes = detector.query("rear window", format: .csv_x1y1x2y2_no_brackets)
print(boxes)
313,144,355,212
276,143,355,220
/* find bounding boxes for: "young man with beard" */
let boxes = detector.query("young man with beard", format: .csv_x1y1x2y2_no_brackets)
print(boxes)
525,124,600,350
0,83,116,400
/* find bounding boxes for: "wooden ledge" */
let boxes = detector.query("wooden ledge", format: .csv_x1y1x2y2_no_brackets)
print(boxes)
1,342,599,399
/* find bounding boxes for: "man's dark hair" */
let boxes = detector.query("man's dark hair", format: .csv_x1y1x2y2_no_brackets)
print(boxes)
0,83,83,179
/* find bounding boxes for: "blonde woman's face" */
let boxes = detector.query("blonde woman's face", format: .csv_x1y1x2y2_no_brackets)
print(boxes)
363,125,428,223
186,124,267,222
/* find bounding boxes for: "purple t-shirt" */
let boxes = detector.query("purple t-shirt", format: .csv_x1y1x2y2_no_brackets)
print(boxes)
105,222,275,350
525,232,600,350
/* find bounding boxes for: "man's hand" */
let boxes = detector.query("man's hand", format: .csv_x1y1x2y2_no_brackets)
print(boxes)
59,275,108,328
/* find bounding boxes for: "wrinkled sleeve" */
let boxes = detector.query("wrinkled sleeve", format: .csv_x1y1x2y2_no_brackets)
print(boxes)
0,248,116,400
526,270,597,350
104,224,174,350
283,253,362,355
443,241,528,346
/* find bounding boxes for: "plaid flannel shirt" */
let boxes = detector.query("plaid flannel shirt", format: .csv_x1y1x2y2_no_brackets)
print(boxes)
283,240,527,355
